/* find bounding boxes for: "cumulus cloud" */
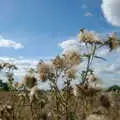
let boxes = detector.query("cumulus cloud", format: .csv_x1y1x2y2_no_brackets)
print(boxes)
0,36,24,49
101,0,120,26
94,53,120,77
91,60,120,87
96,47,109,57
59,38,109,56
0,57,38,76
59,39,81,54
0,56,53,77
102,60,120,75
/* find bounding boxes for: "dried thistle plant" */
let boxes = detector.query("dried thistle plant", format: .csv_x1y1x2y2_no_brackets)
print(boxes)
78,29,103,44
23,74,37,89
63,51,81,67
53,55,65,69
37,61,53,82
73,28,120,119
36,53,80,120
0,104,13,120
65,68,76,79
105,32,120,51
3,28,120,120
29,86,42,103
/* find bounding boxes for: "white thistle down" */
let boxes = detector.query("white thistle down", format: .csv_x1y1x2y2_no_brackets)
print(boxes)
86,73,97,82
78,30,102,44
29,86,41,102
72,85,78,97
86,114,109,120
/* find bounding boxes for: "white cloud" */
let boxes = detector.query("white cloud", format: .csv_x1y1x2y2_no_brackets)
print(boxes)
0,57,38,76
102,61,120,74
59,38,109,57
0,36,24,49
59,39,81,54
101,0,120,26
84,12,93,17
0,56,53,90
91,62,120,87
59,38,91,55
96,47,109,57
0,56,53,77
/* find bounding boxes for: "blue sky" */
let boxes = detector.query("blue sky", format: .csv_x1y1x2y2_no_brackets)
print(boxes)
0,0,120,87
0,0,119,57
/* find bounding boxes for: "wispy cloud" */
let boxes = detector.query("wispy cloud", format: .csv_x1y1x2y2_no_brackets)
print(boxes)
0,36,24,49
81,4,87,9
101,0,120,26
84,12,93,17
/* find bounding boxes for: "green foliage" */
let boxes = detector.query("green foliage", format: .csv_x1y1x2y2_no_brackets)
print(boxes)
68,112,76,120
107,85,120,92
0,80,9,91
0,63,18,91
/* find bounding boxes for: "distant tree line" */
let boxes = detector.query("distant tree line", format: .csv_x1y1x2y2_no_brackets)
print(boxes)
0,62,18,91
0,80,9,91
107,85,120,92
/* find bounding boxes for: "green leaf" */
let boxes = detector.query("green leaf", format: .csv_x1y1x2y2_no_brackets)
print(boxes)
68,112,76,120
94,56,107,61
82,54,91,58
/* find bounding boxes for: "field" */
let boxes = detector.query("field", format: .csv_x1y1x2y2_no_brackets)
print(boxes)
0,29,120,120
0,89,120,120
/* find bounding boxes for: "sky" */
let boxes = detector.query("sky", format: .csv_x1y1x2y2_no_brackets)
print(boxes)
0,0,120,88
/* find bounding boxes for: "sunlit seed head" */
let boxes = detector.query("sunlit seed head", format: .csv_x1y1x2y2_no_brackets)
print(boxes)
6,105,13,113
18,93,26,99
109,32,116,40
40,72,48,82
14,81,19,88
37,62,53,81
6,105,12,110
23,74,37,89
52,56,65,69
72,85,78,96
86,114,108,120
86,73,97,82
107,33,119,51
37,62,50,74
65,68,76,79
80,28,84,33
29,86,41,102
78,29,103,44
64,51,81,66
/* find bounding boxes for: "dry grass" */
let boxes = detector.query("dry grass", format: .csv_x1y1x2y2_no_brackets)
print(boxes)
0,90,120,120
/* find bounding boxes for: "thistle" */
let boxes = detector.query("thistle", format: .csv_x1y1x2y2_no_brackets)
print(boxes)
78,29,103,44
37,62,53,82
23,74,37,89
